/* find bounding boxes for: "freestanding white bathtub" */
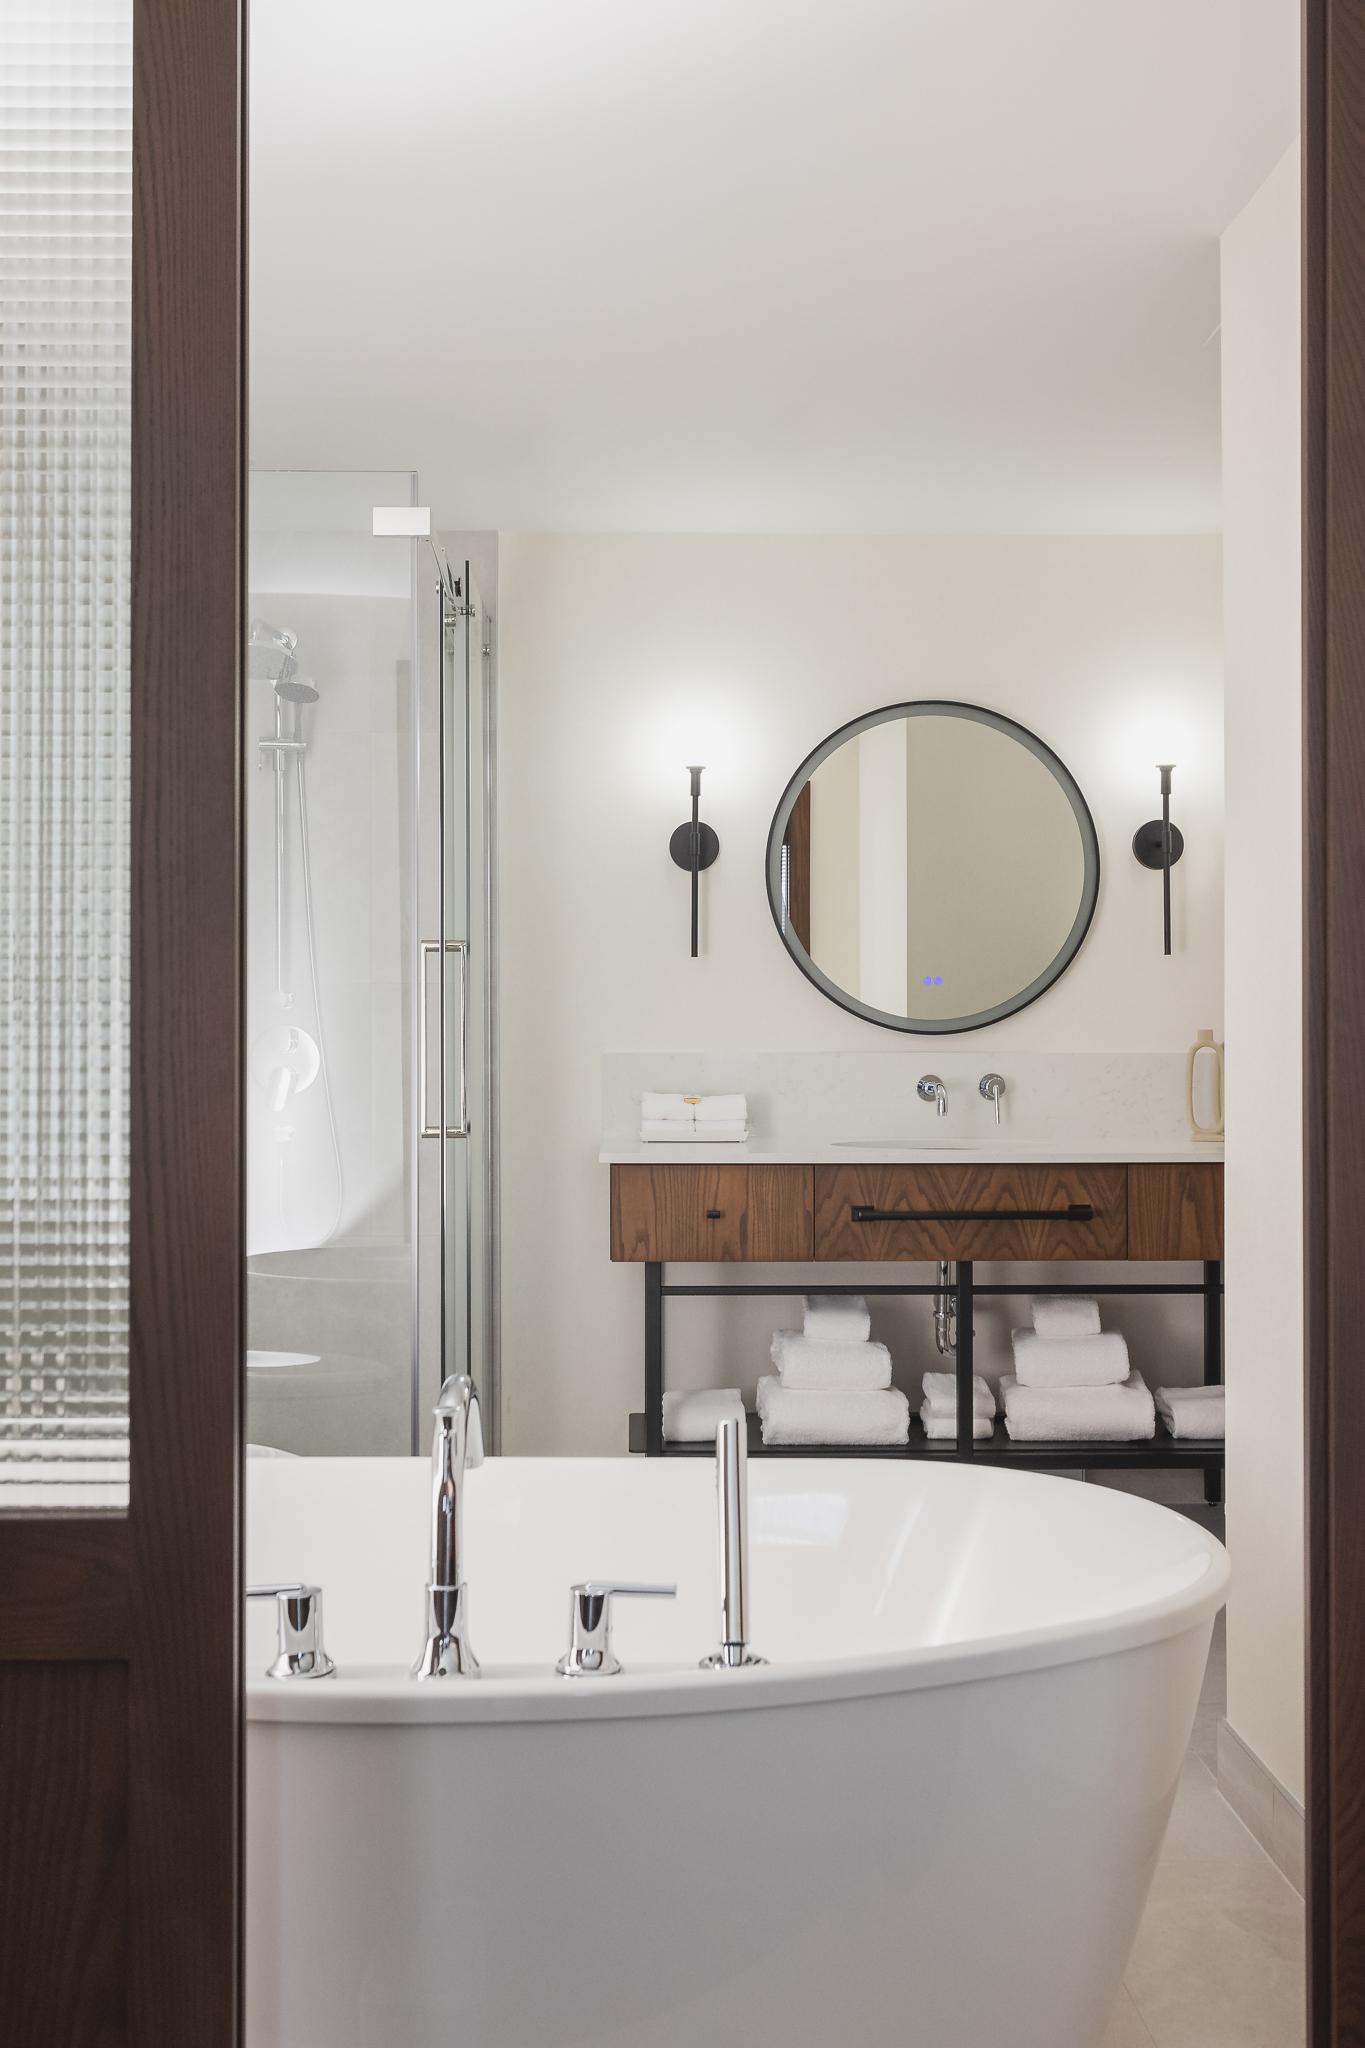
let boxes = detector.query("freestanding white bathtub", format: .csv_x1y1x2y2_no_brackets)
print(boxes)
246,1455,1227,2048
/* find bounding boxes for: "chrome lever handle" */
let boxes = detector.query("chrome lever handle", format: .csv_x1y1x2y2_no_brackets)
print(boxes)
979,1073,1006,1126
247,1582,336,1681
556,1580,676,1678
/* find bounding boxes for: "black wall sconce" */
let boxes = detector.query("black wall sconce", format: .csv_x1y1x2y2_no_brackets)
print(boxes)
669,765,720,958
1132,763,1184,956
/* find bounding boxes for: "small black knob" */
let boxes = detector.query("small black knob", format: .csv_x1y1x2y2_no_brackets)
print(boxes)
705,1209,723,1220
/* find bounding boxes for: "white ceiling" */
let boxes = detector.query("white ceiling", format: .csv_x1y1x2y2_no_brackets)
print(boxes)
248,0,1298,533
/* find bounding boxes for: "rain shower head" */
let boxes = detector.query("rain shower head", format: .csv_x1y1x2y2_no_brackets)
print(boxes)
275,675,319,704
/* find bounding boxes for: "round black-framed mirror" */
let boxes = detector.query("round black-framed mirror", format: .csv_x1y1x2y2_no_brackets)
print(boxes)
765,700,1100,1034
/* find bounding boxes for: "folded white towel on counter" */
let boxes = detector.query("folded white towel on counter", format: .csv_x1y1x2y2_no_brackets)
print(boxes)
1000,1370,1156,1442
803,1293,872,1343
1010,1326,1130,1389
1156,1385,1225,1440
639,1122,749,1144
770,1329,892,1391
662,1387,745,1443
639,1091,748,1125
693,1093,748,1123
756,1375,909,1446
920,1405,994,1441
920,1370,997,1420
1031,1294,1102,1340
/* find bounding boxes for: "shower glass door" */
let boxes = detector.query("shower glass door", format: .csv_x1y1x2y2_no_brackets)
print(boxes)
246,478,495,1454
246,471,419,1454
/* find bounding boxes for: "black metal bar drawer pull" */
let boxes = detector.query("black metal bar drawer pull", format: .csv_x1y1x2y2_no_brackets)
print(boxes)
850,1202,1096,1225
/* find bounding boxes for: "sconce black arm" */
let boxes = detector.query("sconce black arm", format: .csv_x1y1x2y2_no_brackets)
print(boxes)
669,765,720,958
1132,763,1184,956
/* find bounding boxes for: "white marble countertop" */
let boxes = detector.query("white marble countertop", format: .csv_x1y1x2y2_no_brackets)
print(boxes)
599,1138,1225,1165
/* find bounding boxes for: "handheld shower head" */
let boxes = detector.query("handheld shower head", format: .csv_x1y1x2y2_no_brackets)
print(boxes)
248,619,298,683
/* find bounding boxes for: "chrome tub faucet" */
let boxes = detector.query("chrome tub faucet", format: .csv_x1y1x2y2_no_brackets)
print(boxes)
413,1373,483,1679
701,1415,766,1669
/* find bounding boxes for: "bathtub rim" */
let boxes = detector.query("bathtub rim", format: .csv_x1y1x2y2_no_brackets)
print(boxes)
247,1461,1228,1726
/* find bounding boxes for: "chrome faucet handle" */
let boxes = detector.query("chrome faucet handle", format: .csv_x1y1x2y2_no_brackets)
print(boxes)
917,1073,948,1117
979,1073,1006,1126
247,1582,336,1681
556,1581,677,1678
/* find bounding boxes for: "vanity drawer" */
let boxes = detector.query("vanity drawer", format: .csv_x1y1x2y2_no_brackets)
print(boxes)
813,1164,1127,1262
1127,1164,1224,1260
610,1165,815,1262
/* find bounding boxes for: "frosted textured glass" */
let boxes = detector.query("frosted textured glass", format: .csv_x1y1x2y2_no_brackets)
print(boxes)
0,4,132,1507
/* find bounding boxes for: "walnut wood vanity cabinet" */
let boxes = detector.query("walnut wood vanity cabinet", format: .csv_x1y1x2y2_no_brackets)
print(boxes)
611,1159,1224,1471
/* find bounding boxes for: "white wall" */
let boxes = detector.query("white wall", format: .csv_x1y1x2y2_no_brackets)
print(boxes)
497,533,1223,1454
1220,144,1304,1805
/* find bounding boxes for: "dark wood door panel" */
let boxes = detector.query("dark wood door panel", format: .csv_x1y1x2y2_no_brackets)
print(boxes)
610,1165,814,1261
1128,1164,1224,1260
813,1163,1127,1261
0,1662,127,2048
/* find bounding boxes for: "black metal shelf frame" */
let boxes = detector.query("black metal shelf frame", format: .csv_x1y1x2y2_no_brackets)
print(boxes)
638,1259,1224,1500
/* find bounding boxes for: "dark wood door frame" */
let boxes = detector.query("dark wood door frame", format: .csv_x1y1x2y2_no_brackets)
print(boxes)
0,2,244,2043
1304,4,1365,2041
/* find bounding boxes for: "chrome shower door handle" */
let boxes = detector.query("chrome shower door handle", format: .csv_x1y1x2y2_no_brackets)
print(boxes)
418,938,468,1139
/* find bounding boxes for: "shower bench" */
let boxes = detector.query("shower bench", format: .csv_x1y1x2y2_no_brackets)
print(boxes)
610,1158,1224,1495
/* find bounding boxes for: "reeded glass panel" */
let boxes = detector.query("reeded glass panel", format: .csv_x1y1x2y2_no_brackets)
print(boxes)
0,2,133,1507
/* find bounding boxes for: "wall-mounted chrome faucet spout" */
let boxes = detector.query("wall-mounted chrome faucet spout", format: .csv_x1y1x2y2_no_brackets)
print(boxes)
917,1073,948,1118
413,1374,484,1679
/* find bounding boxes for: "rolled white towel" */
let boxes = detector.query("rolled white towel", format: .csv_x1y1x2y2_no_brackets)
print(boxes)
693,1093,748,1124
1000,1370,1156,1442
663,1387,745,1443
770,1329,892,1391
639,1119,749,1143
757,1374,909,1446
803,1293,872,1343
1156,1385,1225,1440
1010,1327,1130,1389
1031,1295,1102,1340
640,1091,696,1123
920,1404,994,1441
920,1370,996,1420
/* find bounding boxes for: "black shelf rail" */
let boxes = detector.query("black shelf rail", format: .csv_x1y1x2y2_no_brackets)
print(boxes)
637,1259,1224,1498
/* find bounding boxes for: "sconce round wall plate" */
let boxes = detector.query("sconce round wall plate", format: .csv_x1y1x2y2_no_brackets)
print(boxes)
669,823,720,870
1131,821,1185,869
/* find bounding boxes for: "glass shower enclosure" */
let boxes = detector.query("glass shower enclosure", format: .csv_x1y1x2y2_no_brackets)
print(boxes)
245,472,496,1454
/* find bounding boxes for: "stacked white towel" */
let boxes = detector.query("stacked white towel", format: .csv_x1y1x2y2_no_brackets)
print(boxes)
757,1375,910,1447
639,1092,749,1143
1010,1327,1130,1388
804,1294,872,1343
769,1329,892,1391
1001,1298,1151,1440
1031,1295,1102,1340
1000,1370,1156,1441
1156,1385,1225,1440
662,1387,745,1443
919,1370,996,1441
760,1297,908,1444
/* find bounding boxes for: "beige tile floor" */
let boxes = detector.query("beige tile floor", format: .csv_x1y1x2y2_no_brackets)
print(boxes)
1100,1616,1306,2048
